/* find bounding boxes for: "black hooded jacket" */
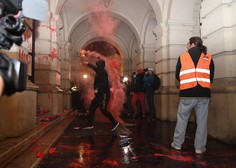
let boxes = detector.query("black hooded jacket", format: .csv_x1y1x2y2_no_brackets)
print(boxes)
87,60,110,94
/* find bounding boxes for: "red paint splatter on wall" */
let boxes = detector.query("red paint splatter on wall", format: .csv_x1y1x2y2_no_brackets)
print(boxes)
48,93,51,100
42,86,51,100
49,15,56,22
50,48,57,60
42,25,56,33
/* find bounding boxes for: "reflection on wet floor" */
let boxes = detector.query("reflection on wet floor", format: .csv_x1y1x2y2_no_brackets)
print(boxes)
38,116,236,168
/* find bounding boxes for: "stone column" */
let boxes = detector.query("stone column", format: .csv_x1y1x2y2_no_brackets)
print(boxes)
154,20,198,121
60,42,72,110
136,44,155,68
34,11,63,115
135,45,143,68
142,44,156,69
201,1,236,143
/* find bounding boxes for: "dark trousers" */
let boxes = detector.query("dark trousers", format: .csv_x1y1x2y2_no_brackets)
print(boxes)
145,92,156,118
87,92,116,125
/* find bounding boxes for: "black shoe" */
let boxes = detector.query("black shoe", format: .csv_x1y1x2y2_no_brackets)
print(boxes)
111,122,119,131
82,125,94,130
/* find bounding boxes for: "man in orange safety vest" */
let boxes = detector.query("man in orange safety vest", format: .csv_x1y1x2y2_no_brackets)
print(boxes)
171,36,215,155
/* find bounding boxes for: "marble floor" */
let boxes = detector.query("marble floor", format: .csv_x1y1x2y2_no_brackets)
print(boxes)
36,115,236,168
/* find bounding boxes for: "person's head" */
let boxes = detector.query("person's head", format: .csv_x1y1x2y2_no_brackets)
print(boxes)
147,68,154,74
137,68,144,74
187,36,207,54
96,60,105,70
131,72,136,78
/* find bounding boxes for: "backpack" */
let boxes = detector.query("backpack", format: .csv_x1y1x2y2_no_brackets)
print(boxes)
153,74,161,90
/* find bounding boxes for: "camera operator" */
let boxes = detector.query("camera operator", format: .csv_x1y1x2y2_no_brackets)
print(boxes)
0,0,48,97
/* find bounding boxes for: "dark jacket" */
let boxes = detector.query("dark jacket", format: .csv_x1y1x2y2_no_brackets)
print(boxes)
176,47,215,97
130,72,145,92
143,73,154,93
87,60,110,94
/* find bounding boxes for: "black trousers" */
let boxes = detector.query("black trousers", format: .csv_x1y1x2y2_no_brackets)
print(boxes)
87,92,117,125
145,92,156,118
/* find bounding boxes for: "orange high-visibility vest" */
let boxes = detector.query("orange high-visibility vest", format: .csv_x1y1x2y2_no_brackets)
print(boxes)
179,52,212,90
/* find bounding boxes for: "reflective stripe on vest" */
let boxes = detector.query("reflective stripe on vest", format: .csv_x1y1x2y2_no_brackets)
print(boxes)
179,52,211,90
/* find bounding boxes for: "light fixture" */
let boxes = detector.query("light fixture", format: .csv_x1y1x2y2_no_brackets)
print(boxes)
83,74,88,79
123,76,128,82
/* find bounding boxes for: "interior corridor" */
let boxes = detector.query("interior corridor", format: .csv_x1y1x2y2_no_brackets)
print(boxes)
4,113,236,168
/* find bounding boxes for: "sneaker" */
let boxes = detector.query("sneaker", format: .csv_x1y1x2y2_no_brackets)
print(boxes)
195,148,206,154
171,142,181,150
73,126,80,130
111,122,119,131
82,125,94,130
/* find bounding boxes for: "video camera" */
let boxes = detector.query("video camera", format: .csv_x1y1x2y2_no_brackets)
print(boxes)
0,0,48,96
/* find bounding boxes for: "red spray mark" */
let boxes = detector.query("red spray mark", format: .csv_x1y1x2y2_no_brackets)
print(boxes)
131,141,209,167
37,152,45,158
50,48,57,60
42,86,51,100
102,158,119,167
49,15,56,22
42,25,56,33
48,148,56,154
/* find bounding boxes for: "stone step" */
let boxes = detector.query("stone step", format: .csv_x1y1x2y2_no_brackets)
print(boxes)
0,110,75,168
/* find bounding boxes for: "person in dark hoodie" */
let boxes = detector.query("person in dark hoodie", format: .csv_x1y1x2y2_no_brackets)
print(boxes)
76,59,119,131
171,36,215,154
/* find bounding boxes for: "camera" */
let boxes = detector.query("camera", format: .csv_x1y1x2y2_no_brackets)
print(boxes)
0,52,27,95
0,0,48,96
0,0,26,96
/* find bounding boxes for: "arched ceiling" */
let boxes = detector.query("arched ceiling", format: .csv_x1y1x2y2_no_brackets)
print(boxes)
55,0,161,59
53,0,201,75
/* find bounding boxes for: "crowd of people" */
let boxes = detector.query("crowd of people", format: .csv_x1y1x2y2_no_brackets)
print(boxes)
123,67,159,122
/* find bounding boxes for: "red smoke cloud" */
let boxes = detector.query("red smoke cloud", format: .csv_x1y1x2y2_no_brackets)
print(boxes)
75,1,123,123
86,0,119,40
